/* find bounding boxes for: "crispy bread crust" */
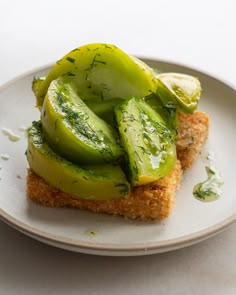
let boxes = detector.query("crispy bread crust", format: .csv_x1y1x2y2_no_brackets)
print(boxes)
176,111,209,169
27,160,182,220
26,111,209,220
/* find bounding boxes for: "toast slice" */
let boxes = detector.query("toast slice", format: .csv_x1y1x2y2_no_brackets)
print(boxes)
176,111,209,170
26,111,209,220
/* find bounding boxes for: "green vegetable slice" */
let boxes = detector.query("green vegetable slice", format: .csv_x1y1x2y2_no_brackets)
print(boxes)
156,73,202,113
85,98,124,124
32,77,45,97
115,97,176,186
27,121,130,200
36,43,157,107
144,93,179,140
41,78,123,164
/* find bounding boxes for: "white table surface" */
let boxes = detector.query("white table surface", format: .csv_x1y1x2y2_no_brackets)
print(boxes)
0,0,236,294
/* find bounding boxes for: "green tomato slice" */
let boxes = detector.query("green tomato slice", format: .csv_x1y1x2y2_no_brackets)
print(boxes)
115,97,176,186
156,73,202,113
36,43,157,107
27,121,130,200
41,78,123,164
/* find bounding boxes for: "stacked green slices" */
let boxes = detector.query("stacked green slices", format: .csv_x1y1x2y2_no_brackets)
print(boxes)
27,43,201,200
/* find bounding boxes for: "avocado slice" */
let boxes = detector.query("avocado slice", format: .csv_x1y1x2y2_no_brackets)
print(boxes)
27,121,130,200
41,78,123,164
115,98,176,186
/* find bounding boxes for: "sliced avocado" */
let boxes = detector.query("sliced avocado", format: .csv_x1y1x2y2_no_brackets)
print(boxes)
41,78,123,164
27,121,130,200
36,43,157,107
115,97,176,186
156,73,202,114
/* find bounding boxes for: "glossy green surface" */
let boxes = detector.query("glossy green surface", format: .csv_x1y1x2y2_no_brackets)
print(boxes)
156,73,202,113
36,43,157,107
27,121,130,200
115,97,176,186
41,78,123,164
144,93,179,139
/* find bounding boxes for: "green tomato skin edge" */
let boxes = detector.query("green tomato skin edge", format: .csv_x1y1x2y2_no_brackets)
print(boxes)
27,121,130,200
156,73,202,114
41,78,123,164
36,43,157,108
115,97,176,186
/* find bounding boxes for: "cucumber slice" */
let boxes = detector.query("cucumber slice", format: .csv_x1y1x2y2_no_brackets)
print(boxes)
41,78,123,164
27,121,130,200
156,73,202,113
115,98,176,186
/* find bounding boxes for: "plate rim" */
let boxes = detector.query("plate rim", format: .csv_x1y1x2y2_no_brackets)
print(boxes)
1,206,236,255
0,59,236,256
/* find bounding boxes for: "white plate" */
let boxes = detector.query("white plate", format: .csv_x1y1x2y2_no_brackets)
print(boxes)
0,59,235,256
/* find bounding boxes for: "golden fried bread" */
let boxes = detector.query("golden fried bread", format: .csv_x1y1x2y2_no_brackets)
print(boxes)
27,160,182,220
26,111,209,220
176,111,209,169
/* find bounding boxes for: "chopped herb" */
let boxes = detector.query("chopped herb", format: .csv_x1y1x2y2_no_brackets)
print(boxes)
66,57,76,63
84,229,98,236
135,150,143,163
70,48,79,52
62,72,76,77
115,183,130,195
84,53,106,72
138,145,151,155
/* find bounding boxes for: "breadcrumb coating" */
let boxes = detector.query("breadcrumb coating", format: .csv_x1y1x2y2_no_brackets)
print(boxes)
176,111,209,169
27,160,182,220
26,111,209,220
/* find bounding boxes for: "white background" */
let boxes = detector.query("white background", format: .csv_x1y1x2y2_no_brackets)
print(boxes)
0,0,236,294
